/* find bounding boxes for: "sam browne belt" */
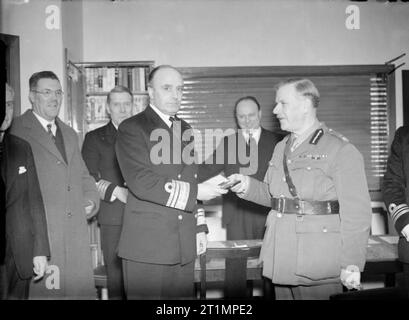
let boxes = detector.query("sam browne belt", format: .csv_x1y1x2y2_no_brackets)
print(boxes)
271,197,339,215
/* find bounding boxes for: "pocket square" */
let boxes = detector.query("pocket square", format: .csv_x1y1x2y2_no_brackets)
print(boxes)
18,166,27,174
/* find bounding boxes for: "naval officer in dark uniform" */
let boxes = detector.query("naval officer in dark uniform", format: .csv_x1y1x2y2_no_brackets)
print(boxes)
383,126,409,285
229,78,372,299
115,65,227,299
82,86,133,299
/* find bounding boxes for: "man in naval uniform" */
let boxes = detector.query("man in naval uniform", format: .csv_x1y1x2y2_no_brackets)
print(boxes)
115,65,227,299
229,78,372,299
82,86,134,299
383,126,409,289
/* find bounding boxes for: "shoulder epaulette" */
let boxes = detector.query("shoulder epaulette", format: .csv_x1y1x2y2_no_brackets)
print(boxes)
309,129,324,145
327,128,349,143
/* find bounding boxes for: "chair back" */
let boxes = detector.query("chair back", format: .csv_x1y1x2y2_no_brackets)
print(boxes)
199,240,261,299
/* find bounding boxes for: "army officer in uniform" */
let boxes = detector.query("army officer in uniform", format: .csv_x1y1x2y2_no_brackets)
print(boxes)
115,65,227,299
229,78,372,299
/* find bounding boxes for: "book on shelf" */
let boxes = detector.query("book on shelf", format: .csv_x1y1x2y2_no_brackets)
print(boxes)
85,96,109,123
85,66,149,93
85,94,149,127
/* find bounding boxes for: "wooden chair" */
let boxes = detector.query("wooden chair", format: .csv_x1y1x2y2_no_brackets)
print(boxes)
198,241,263,299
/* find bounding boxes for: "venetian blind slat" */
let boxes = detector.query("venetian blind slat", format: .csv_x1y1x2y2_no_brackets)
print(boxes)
179,67,393,198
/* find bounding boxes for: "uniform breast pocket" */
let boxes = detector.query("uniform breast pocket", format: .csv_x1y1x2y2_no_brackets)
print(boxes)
295,215,341,281
292,159,329,198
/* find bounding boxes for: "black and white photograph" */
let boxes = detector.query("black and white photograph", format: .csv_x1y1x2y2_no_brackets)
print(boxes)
1,0,409,310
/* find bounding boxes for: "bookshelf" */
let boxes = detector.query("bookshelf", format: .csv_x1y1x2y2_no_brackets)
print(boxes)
76,61,154,134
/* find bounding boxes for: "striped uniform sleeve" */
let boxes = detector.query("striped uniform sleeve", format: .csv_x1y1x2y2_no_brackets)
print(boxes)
115,119,197,212
82,131,117,203
383,127,409,234
96,179,118,202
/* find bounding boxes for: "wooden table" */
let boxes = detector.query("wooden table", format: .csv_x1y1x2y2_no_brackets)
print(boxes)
193,235,402,285
94,235,405,298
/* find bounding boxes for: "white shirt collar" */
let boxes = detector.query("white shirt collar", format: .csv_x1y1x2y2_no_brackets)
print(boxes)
33,110,57,135
111,121,118,130
241,127,262,144
150,104,173,128
291,120,321,151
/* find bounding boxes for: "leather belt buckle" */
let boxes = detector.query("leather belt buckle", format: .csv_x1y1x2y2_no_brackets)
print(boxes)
277,197,285,213
327,202,332,214
299,199,305,214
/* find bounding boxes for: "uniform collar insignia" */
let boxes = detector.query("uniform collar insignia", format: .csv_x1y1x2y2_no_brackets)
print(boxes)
309,129,324,145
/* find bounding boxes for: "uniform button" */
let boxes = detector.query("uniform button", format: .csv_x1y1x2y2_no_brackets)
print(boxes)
178,174,181,179
194,214,198,219
178,215,183,220
280,194,284,198
287,159,292,164
124,182,127,187
282,177,286,182
57,161,62,165
307,167,311,170
194,174,197,179
276,213,282,218
322,227,328,233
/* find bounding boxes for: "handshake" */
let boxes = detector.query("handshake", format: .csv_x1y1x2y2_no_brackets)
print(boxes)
197,173,249,201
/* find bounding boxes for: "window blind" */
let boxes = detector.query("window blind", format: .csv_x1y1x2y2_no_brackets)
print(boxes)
178,66,395,200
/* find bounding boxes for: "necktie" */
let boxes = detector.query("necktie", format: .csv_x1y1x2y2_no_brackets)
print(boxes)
47,123,67,163
47,123,55,143
290,135,298,152
246,132,256,155
169,116,176,128
248,132,255,145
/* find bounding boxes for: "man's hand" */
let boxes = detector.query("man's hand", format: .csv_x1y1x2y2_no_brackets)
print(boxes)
196,232,208,256
84,199,97,220
340,265,362,290
33,256,48,281
197,182,227,201
228,174,249,195
402,224,409,241
113,186,128,204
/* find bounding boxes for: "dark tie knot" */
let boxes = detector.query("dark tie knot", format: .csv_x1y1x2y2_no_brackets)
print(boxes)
47,124,55,141
169,116,179,128
247,132,255,145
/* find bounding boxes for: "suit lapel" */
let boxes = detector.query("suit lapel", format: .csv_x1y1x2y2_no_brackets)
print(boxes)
23,110,67,165
56,117,73,164
145,106,194,170
4,135,20,199
102,121,117,145
145,105,172,133
258,128,271,161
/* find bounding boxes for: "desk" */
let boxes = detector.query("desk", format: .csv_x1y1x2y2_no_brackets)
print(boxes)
364,235,402,286
93,235,404,298
193,240,263,283
193,235,402,285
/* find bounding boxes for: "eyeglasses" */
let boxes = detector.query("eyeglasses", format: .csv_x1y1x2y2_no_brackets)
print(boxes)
31,89,64,98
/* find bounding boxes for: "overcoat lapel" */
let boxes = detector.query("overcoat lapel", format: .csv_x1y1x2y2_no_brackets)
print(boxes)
22,111,67,165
